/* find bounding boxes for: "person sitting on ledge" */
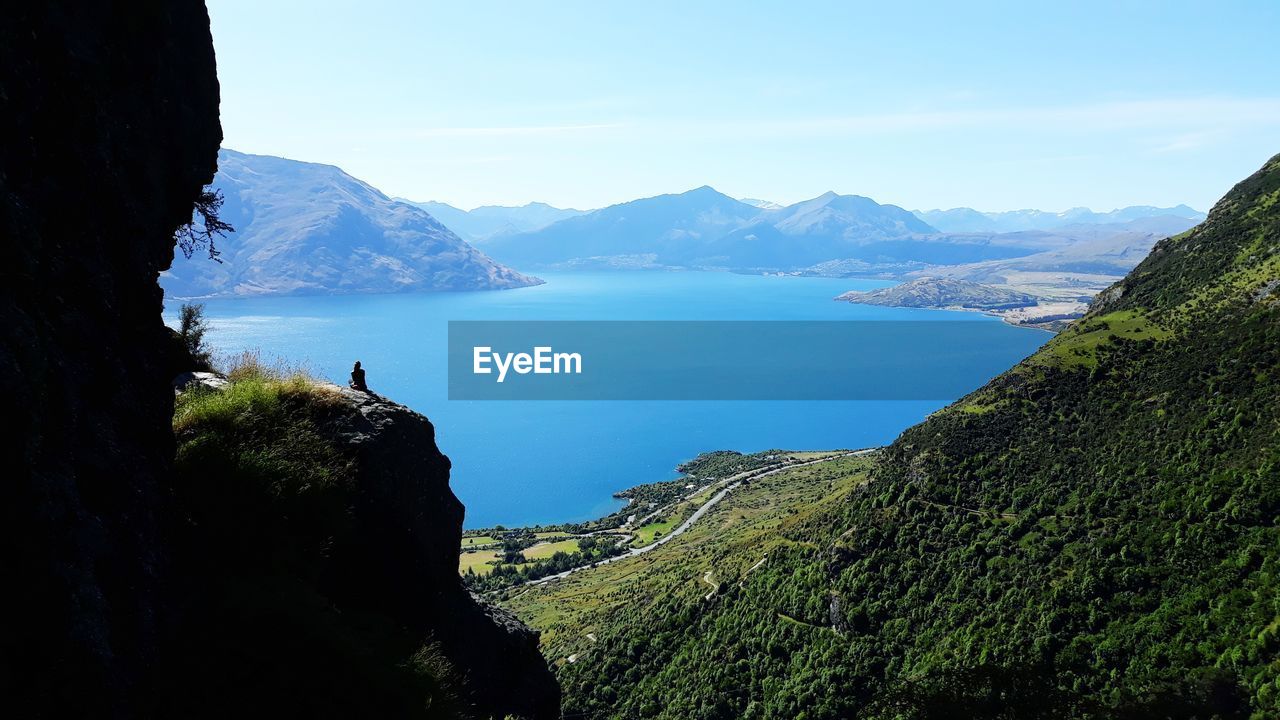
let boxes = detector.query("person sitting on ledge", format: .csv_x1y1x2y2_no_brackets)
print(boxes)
350,360,368,392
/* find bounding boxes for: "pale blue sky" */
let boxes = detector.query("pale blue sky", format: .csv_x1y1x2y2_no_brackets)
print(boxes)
209,1,1280,212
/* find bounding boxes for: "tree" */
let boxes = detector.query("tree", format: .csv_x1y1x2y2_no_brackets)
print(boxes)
175,188,233,262
179,302,212,368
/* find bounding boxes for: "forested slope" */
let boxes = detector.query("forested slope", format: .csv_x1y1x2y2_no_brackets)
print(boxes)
513,155,1280,718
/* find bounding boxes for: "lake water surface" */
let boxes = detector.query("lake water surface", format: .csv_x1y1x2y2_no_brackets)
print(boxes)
172,271,1050,527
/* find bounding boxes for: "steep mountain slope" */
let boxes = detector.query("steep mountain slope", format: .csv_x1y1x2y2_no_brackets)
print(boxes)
507,154,1279,718
917,205,1205,233
162,150,541,297
399,200,585,242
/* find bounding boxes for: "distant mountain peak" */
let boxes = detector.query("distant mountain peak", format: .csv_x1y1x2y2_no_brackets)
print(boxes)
682,184,725,197
480,184,948,270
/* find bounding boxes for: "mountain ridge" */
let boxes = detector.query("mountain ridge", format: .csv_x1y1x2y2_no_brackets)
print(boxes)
161,149,542,298
398,199,586,242
479,187,1031,271
478,185,765,269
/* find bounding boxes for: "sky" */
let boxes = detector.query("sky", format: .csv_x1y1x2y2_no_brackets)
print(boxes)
209,0,1280,212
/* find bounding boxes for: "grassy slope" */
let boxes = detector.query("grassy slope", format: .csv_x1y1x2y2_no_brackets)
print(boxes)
164,368,472,719
505,455,873,655
506,154,1280,719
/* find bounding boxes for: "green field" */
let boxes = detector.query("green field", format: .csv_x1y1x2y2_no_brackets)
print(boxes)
522,538,582,560
461,534,498,547
459,549,501,575
629,517,676,546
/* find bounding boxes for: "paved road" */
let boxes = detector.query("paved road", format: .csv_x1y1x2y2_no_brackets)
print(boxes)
526,448,878,587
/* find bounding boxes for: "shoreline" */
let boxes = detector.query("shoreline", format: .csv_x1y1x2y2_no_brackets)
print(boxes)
461,448,872,537
459,448,881,589
522,448,879,588
836,298,1085,333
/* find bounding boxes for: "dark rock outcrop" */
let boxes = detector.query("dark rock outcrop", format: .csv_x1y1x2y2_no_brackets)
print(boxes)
172,371,229,392
0,2,222,716
3,4,557,718
314,387,559,720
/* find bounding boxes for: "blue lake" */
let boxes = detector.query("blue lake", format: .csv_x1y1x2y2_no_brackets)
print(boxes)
169,271,1050,528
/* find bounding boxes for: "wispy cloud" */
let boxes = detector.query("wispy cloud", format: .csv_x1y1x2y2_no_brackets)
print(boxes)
1146,129,1228,154
701,97,1280,138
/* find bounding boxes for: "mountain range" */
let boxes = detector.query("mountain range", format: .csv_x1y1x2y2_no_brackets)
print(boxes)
161,148,1206,304
478,187,1069,271
479,188,1205,275
916,204,1205,233
161,150,541,298
478,186,767,268
396,199,585,242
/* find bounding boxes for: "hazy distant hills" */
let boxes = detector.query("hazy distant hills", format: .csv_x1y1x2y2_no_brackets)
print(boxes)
772,192,934,236
397,199,586,242
904,225,1171,300
162,150,541,298
708,192,1044,267
479,186,766,268
479,187,1057,270
478,187,1201,274
915,204,1204,233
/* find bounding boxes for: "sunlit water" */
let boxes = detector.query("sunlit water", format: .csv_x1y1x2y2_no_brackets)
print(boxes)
167,271,1049,527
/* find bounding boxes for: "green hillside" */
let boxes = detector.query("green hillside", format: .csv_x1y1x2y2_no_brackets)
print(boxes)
504,155,1280,718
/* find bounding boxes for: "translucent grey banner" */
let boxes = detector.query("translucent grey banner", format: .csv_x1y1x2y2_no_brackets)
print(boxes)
447,320,1041,400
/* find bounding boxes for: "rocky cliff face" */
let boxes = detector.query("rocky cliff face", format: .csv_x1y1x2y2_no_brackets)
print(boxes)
2,4,557,717
313,388,560,719
161,381,559,718
0,3,222,715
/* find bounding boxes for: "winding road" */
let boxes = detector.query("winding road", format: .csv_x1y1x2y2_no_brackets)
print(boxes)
526,448,877,587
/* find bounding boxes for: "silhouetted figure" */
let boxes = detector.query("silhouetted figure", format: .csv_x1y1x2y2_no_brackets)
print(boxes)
350,360,368,392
